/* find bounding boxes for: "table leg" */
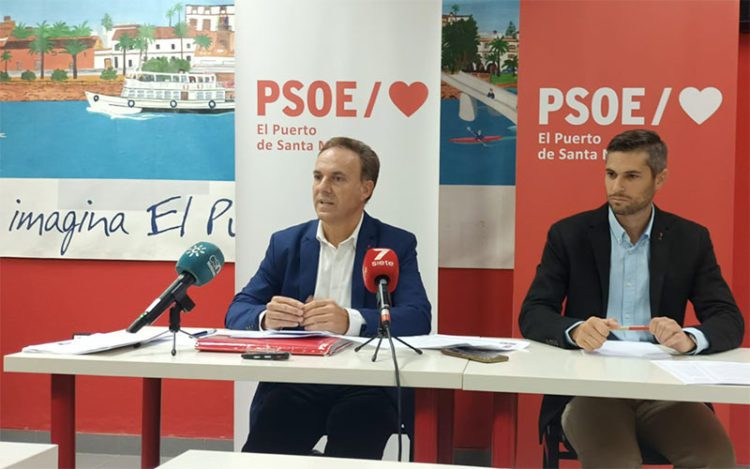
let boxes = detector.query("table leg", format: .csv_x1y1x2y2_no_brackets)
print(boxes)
438,388,455,464
414,388,454,463
50,374,75,469
141,378,161,469
491,392,517,468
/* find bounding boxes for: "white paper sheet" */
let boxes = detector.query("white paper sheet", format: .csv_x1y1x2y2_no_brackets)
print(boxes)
652,360,750,385
585,340,674,359
345,334,529,351
22,327,214,354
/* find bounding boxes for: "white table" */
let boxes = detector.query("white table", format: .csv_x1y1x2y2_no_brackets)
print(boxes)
4,331,468,469
157,449,492,469
0,442,57,469
462,341,750,467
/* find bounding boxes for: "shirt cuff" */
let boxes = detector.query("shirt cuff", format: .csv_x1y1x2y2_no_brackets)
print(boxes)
565,321,584,347
683,327,709,354
258,310,268,331
345,308,365,336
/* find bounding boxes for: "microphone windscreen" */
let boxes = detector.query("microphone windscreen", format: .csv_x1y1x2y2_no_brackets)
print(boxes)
176,242,225,286
362,248,399,293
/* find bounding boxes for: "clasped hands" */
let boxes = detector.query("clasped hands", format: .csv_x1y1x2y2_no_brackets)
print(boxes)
571,316,697,353
262,295,349,334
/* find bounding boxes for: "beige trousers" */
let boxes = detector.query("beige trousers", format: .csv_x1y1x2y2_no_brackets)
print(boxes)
561,397,736,468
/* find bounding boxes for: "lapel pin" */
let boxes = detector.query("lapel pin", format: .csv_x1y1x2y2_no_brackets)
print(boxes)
658,232,663,241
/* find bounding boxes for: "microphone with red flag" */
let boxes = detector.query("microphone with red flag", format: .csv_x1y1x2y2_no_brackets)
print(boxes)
362,248,399,328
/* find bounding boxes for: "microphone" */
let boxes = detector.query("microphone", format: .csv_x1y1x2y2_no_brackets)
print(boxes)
127,242,225,333
362,248,399,328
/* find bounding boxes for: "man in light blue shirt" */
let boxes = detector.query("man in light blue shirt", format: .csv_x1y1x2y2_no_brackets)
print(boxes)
563,206,710,353
520,129,743,468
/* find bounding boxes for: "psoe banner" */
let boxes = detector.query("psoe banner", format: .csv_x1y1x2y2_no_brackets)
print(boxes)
0,179,235,261
233,0,441,455
513,1,739,467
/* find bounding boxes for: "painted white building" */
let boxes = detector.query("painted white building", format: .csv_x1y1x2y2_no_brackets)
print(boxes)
186,4,235,32
94,25,197,72
477,32,518,73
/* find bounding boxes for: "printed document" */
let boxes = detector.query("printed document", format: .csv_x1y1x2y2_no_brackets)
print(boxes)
653,360,750,385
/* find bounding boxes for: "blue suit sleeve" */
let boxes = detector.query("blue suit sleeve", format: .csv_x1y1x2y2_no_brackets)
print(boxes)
358,234,432,337
225,236,280,330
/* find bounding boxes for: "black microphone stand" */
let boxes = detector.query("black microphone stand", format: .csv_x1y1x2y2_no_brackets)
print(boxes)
166,291,198,356
354,315,422,361
354,282,421,461
354,279,422,361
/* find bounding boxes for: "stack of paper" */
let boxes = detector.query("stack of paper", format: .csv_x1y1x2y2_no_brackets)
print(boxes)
21,328,196,354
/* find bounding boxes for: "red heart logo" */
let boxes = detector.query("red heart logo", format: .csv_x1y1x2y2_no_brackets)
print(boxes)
389,81,428,117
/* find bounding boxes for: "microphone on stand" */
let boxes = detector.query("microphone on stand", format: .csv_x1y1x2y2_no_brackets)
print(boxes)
362,248,400,329
127,242,225,333
358,247,419,463
358,247,421,356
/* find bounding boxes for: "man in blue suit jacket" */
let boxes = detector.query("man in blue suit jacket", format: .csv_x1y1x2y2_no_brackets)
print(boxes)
226,137,431,459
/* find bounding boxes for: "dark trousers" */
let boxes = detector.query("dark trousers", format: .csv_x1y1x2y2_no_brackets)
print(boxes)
242,383,399,459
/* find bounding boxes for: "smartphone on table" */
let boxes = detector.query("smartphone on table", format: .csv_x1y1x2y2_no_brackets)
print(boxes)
441,346,509,363
241,350,290,360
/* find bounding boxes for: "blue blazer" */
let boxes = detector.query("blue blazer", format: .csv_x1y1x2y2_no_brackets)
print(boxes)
225,212,432,337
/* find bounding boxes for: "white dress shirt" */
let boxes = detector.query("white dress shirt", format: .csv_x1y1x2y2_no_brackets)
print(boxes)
260,214,366,336
313,214,366,336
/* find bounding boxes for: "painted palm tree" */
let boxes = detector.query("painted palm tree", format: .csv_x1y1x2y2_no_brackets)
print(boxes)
117,33,135,76
166,4,182,27
503,55,519,76
71,21,92,37
173,3,184,23
166,7,175,27
1,51,11,73
50,21,71,38
63,40,87,79
29,22,54,79
171,3,186,59
101,13,113,33
137,24,156,62
11,23,32,39
488,37,509,77
194,34,212,52
173,21,189,60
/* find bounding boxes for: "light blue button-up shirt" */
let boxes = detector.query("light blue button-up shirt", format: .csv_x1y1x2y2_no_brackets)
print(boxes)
566,206,708,353
608,206,654,342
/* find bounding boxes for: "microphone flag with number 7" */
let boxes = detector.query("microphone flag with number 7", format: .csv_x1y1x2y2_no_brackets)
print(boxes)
362,248,400,293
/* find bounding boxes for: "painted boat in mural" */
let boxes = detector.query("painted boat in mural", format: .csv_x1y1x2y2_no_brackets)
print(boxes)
85,70,235,115
449,135,502,144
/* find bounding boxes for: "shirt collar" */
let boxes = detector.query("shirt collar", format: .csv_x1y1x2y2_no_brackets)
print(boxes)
608,204,655,246
316,212,364,249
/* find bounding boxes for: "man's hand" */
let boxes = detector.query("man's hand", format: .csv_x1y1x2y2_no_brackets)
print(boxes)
301,299,349,334
571,317,619,351
263,296,304,330
649,317,696,353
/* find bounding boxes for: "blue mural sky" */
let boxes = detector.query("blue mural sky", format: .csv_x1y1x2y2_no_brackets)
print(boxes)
2,1,517,36
442,0,519,34
1,0,232,30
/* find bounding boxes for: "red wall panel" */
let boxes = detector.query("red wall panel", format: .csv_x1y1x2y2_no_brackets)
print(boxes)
438,268,513,449
0,258,234,438
730,30,750,464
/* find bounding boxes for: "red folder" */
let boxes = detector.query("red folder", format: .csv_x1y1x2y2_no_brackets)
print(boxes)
195,335,353,356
